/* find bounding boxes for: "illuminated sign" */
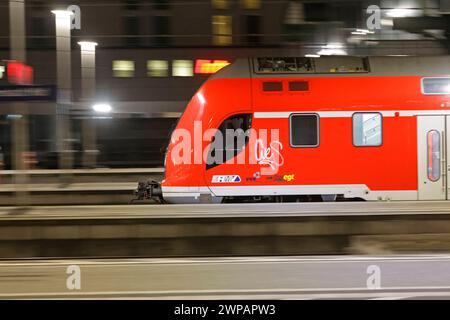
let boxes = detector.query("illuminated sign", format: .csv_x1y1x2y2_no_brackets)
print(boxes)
0,60,34,85
7,61,33,85
0,85,56,102
194,59,230,74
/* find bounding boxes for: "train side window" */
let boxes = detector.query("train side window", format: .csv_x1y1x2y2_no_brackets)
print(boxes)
353,113,382,147
421,78,450,95
206,113,252,170
427,130,441,182
290,114,319,147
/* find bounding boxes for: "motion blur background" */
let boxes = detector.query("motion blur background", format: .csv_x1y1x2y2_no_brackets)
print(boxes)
1,0,450,170
3,1,450,299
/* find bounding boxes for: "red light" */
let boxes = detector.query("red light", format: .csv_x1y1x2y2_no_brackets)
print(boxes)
7,61,34,85
195,59,230,74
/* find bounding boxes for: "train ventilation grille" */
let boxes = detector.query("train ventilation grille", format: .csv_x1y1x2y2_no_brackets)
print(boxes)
262,81,283,92
289,81,309,91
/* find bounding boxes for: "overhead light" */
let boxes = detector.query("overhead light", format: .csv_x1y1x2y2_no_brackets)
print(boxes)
305,54,320,58
317,48,347,56
323,43,343,49
381,19,394,27
93,116,113,119
78,41,98,51
353,29,374,35
318,43,347,56
6,114,23,120
51,10,74,17
356,29,374,34
386,8,415,18
92,103,112,113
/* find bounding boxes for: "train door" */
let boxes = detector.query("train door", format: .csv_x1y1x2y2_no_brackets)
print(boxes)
417,116,448,200
204,113,253,198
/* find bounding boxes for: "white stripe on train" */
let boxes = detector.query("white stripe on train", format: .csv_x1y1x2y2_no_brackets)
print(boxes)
162,185,417,202
253,110,450,119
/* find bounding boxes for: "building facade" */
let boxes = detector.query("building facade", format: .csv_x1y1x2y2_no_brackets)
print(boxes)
0,0,448,168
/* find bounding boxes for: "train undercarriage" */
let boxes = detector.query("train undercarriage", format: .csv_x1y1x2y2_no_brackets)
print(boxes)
131,180,365,204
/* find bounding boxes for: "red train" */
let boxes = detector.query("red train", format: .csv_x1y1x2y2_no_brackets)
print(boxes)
139,56,450,203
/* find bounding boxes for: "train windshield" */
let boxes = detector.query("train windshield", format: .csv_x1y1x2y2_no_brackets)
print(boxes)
206,114,252,170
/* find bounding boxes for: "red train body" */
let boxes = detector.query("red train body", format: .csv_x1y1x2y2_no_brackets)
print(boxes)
161,56,450,203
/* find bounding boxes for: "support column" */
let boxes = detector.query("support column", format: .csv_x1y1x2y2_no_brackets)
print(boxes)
52,10,73,172
78,41,98,168
9,0,29,206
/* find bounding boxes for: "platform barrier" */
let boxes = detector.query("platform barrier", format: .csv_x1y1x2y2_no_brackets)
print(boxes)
0,168,164,205
0,202,450,258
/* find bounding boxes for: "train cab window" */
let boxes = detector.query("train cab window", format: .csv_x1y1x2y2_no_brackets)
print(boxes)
421,78,450,95
352,113,382,147
290,114,319,147
254,57,369,74
206,113,252,170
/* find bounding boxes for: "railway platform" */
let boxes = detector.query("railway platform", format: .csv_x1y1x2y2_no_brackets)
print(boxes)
1,202,450,259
